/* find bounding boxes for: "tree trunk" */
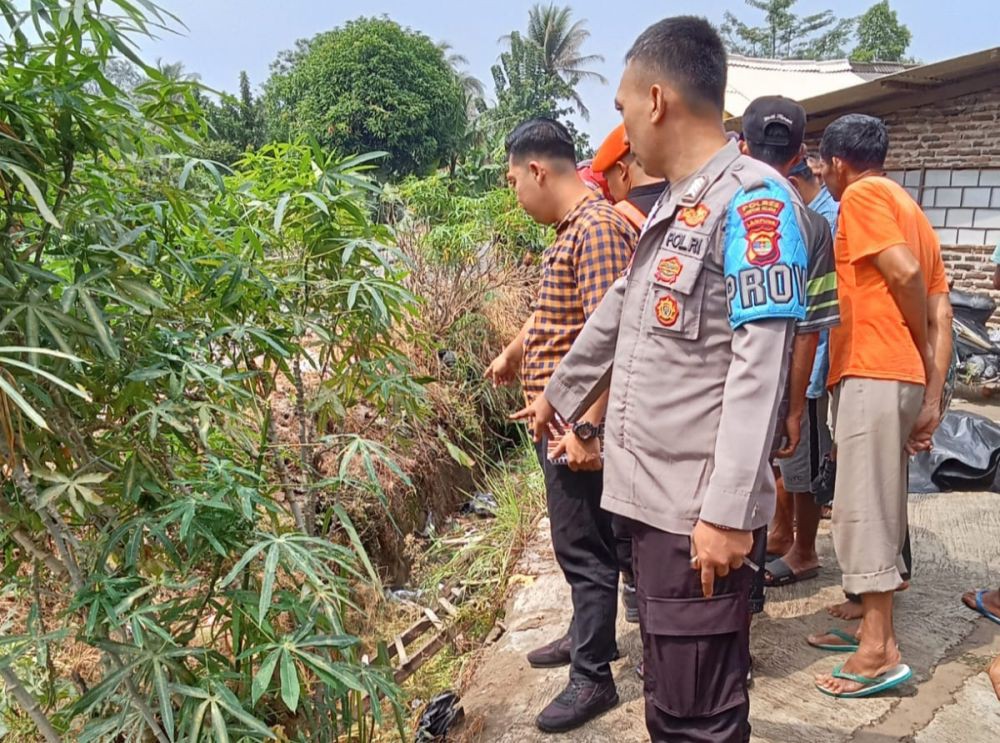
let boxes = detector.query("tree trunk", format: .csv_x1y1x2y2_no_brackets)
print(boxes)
0,666,62,743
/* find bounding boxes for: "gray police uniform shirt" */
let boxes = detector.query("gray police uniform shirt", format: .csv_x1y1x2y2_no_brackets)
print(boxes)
544,140,809,536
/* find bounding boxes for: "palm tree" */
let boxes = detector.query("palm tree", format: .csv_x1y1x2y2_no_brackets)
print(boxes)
154,58,200,83
503,3,606,118
437,41,486,106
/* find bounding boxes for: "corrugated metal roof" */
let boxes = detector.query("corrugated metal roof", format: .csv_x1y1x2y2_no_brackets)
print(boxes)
725,47,1000,133
724,54,909,117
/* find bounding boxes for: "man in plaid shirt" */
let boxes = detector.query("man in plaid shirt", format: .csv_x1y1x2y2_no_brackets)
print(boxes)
486,118,635,733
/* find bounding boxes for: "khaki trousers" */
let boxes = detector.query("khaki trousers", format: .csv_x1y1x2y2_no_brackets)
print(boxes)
831,378,923,595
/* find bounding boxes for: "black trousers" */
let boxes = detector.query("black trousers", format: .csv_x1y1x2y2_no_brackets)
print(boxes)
632,520,764,743
613,515,634,584
535,441,619,683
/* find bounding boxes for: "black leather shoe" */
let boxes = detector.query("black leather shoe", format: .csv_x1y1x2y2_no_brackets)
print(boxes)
622,582,639,624
535,677,619,733
527,634,572,668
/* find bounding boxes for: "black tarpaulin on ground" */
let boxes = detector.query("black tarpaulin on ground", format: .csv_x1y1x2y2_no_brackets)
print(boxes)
909,411,1000,493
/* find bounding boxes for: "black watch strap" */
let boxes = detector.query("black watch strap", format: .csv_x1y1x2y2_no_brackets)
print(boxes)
572,421,599,441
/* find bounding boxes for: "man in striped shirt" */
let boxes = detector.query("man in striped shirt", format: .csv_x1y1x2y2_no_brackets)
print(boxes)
485,118,635,733
736,97,840,607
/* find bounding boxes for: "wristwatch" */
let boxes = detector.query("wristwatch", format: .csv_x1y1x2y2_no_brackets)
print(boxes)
572,421,599,442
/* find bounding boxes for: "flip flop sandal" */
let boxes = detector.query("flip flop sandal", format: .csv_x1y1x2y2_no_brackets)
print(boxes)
816,663,913,698
969,590,1000,626
807,628,860,652
764,557,819,587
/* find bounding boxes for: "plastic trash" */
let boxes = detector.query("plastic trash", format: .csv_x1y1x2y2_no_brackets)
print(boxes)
437,349,457,369
459,491,498,518
415,691,464,742
909,411,1000,493
385,587,426,604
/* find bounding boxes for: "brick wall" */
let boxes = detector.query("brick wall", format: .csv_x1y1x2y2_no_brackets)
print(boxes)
881,88,1000,170
804,86,1000,250
804,88,1000,169
942,244,1000,326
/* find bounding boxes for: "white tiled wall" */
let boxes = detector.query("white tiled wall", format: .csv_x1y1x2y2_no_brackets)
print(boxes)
886,169,1000,247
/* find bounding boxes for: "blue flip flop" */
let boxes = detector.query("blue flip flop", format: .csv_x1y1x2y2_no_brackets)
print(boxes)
971,590,1000,626
808,628,859,653
816,663,913,699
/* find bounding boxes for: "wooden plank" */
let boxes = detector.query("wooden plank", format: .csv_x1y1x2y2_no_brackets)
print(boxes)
394,635,409,666
424,607,444,629
385,616,433,662
438,596,459,617
393,629,452,685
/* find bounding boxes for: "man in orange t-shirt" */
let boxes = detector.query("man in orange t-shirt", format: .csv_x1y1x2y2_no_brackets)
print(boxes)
814,114,953,699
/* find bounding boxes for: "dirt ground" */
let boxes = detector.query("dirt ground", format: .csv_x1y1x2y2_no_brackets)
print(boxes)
458,399,1000,742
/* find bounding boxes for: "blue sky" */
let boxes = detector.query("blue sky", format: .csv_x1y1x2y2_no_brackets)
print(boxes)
140,1,996,142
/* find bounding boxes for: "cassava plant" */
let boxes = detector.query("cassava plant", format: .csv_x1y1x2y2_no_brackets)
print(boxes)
0,1,419,740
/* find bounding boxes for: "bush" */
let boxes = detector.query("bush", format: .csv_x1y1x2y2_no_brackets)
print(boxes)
0,2,419,740
263,18,467,179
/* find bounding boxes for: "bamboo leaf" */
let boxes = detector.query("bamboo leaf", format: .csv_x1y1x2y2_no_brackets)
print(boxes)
279,649,299,711
251,649,279,705
0,375,48,429
273,194,290,233
153,662,175,742
333,504,382,595
79,290,119,360
187,698,208,742
213,683,276,738
2,162,61,228
258,542,280,622
0,357,91,401
219,542,268,587
210,702,229,743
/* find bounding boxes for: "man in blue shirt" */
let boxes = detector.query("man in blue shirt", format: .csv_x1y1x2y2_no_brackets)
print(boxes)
764,154,840,587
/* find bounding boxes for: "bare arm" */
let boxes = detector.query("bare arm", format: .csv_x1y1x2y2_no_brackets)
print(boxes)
925,292,954,408
774,332,818,459
993,264,1000,291
871,245,931,374
485,313,533,386
907,292,954,452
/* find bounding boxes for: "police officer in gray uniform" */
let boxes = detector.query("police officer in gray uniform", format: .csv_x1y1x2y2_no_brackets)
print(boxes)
517,18,808,741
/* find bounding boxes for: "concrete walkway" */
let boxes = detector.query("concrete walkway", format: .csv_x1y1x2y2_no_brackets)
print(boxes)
461,403,1000,742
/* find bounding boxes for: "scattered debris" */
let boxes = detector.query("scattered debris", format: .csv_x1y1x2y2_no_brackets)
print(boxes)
415,691,465,742
421,510,438,538
386,587,427,604
437,349,458,369
484,621,506,646
460,491,498,518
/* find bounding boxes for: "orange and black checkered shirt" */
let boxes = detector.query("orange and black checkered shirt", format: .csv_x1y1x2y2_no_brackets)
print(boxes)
521,191,636,404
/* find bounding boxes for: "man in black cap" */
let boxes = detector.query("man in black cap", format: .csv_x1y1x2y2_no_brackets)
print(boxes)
739,96,840,607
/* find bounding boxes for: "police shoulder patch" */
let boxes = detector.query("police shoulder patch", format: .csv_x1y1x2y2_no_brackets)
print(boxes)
723,179,808,330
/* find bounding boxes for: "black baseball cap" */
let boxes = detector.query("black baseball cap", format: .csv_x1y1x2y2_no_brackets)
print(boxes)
743,96,807,148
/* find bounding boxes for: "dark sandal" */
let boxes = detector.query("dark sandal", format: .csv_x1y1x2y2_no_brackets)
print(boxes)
764,557,819,587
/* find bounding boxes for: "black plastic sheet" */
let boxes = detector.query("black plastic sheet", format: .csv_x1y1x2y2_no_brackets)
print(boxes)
909,411,1000,493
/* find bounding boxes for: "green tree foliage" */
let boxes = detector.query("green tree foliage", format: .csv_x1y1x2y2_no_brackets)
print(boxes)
201,71,267,164
721,0,856,60
851,1,912,62
263,18,467,178
491,32,573,130
0,1,418,739
488,31,592,163
488,4,602,158
520,3,606,118
395,174,551,263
